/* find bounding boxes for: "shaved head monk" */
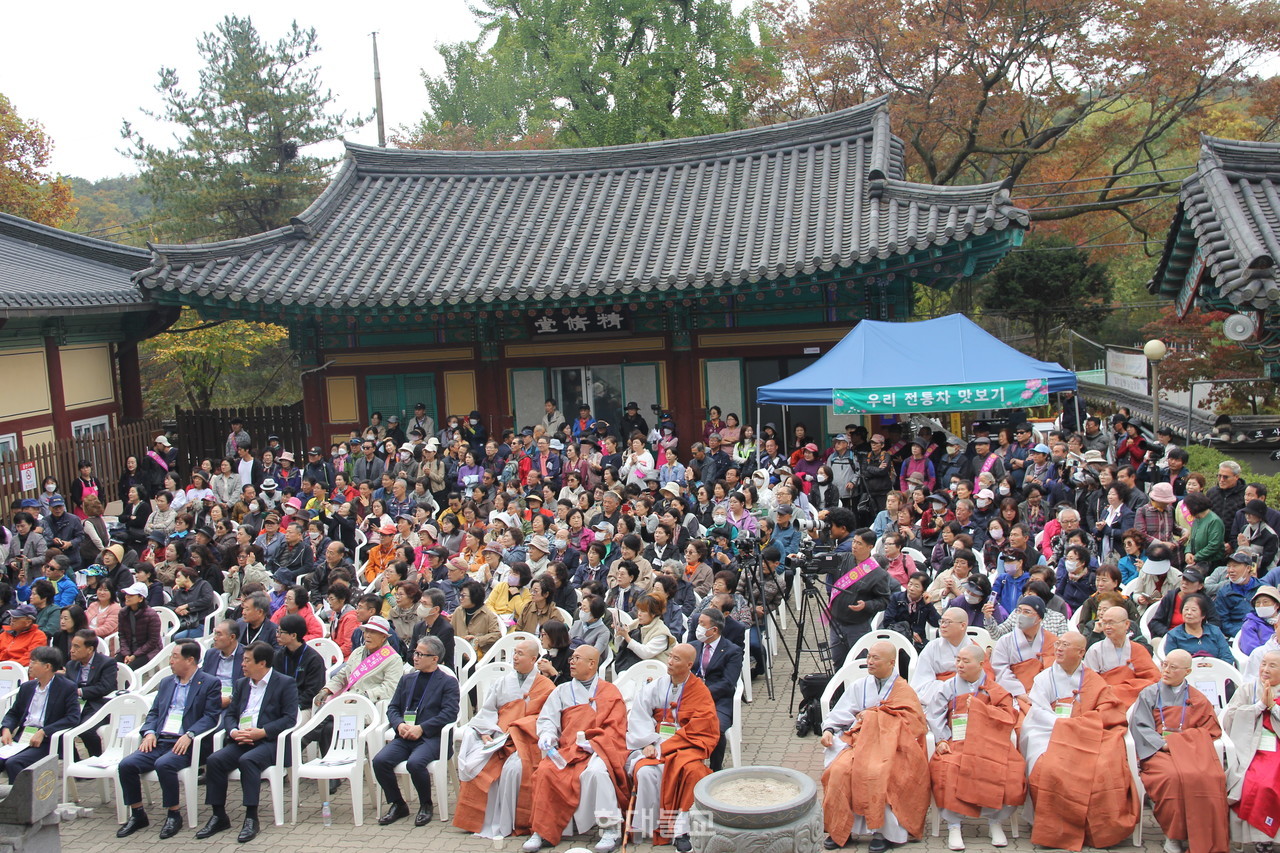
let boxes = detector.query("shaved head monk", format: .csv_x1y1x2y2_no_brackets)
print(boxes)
454,638,555,838
820,641,929,853
523,644,629,853
1019,631,1140,850
910,608,985,710
1083,606,1159,707
925,644,1025,851
1132,650,1229,853
624,643,718,852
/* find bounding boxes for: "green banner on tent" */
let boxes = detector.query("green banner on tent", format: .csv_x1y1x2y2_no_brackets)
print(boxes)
832,378,1050,414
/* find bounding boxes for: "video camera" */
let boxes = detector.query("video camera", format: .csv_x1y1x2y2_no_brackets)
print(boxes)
789,539,841,577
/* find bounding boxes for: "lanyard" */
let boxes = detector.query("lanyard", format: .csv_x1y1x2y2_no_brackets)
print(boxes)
663,680,686,724
282,649,299,679
1053,665,1085,705
1014,630,1040,663
1155,683,1189,734
862,674,897,708
949,672,985,714
572,677,599,708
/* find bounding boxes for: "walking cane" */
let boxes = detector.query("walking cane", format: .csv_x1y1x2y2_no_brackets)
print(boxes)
620,784,639,853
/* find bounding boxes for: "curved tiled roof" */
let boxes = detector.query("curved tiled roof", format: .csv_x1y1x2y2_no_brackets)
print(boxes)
0,213,150,316
1149,135,1280,309
137,99,1028,310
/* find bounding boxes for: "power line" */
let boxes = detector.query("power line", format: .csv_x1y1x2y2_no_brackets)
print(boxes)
1009,166,1194,189
1017,192,1179,213
1012,239,1165,251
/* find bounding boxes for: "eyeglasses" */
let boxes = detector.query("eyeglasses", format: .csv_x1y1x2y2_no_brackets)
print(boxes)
412,651,438,658
1218,474,1233,479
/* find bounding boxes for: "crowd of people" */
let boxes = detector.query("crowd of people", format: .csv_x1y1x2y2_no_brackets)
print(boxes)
0,392,1275,852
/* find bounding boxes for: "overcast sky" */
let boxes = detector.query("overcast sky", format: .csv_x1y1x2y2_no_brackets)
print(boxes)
4,1,754,182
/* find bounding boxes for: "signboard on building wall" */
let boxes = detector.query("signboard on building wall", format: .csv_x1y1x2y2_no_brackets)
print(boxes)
528,308,631,337
1106,349,1149,395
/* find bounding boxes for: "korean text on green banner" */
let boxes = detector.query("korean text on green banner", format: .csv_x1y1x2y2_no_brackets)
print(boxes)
833,379,1050,414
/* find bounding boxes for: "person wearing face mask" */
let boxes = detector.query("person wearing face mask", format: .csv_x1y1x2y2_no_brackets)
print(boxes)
920,494,955,548
951,574,993,628
486,562,532,619
1018,632,1140,850
936,438,973,487
1239,586,1280,656
990,595,1057,714
570,593,611,657
1053,544,1096,612
982,520,1009,570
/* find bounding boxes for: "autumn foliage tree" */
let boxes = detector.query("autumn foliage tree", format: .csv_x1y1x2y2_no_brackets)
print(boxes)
0,94,76,227
1141,307,1275,413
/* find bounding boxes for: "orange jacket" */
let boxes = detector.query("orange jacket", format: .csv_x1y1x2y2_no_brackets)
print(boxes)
0,626,48,666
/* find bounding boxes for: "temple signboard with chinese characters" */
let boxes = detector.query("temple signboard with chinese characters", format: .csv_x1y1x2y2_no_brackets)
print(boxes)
528,307,631,337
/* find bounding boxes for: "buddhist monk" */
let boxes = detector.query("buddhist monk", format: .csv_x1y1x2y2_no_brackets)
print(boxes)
1132,650,1230,853
1019,631,1140,851
453,639,555,838
523,644,629,853
910,608,989,709
820,641,929,853
926,645,1025,851
624,643,719,851
1223,648,1280,852
991,596,1057,713
1083,605,1160,707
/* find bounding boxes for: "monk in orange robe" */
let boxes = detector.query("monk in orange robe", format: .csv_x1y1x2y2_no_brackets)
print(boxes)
820,641,930,853
1084,606,1160,708
1019,631,1140,851
625,644,719,850
1132,650,1230,853
453,638,555,837
926,645,1025,851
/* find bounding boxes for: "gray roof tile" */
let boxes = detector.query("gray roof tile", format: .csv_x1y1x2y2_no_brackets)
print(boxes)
137,98,1028,310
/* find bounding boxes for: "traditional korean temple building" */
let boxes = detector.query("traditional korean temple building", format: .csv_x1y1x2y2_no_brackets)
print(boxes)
1149,135,1280,378
134,97,1029,444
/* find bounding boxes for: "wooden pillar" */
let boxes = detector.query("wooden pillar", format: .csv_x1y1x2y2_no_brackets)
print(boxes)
116,342,144,421
301,370,326,447
44,337,71,442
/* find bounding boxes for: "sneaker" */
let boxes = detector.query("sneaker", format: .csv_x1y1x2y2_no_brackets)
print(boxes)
989,820,1007,848
595,828,621,853
947,825,964,851
1163,840,1183,853
523,833,546,852
674,835,693,853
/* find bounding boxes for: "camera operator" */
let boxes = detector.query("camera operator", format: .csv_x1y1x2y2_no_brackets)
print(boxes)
825,507,857,555
827,528,894,667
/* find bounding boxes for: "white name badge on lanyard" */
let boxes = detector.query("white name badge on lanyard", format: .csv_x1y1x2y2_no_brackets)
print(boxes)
403,712,417,726
239,713,254,731
1260,730,1278,753
162,706,184,735
221,682,233,700
951,713,968,741
1053,700,1073,718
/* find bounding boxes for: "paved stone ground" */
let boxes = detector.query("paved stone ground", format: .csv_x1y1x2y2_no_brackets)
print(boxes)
59,616,1172,853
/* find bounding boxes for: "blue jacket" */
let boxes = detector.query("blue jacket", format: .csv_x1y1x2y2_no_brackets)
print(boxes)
222,671,298,741
386,669,460,740
0,675,80,739
1215,576,1262,638
1164,623,1235,664
770,523,803,559
992,570,1031,618
141,670,223,739
50,575,79,608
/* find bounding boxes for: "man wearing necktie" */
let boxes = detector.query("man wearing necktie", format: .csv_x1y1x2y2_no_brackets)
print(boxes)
690,608,743,772
372,636,461,827
116,642,222,839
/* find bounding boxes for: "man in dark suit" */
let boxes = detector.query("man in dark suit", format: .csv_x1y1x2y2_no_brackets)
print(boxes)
690,608,743,772
196,641,299,843
273,614,326,709
65,628,119,756
236,592,279,649
372,635,460,826
201,619,245,710
117,641,223,839
0,646,80,780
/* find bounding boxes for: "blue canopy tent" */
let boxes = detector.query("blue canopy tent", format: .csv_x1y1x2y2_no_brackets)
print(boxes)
757,315,1076,414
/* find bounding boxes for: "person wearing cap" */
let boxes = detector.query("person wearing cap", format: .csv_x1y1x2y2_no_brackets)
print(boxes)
1240,586,1280,656
1214,550,1263,636
42,496,85,571
1135,481,1180,552
362,521,400,585
314,613,402,710
405,402,434,441
1023,443,1058,493
116,641,223,839
1018,631,1140,850
1235,498,1279,575
935,437,973,488
619,401,649,441
990,595,1057,712
140,434,176,497
300,446,335,493
115,581,164,668
274,450,300,492
0,603,47,665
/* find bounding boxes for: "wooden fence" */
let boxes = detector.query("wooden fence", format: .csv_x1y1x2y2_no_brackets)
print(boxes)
175,402,307,470
0,418,162,511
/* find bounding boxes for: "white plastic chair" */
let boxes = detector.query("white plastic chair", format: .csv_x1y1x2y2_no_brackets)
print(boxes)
453,637,478,686
138,658,175,695
289,693,382,826
0,662,27,697
127,643,176,690
1138,603,1159,641
308,637,343,671
95,636,111,656
476,631,539,669
60,692,150,818
211,722,296,826
725,677,745,768
1230,633,1250,670
845,629,920,677
155,607,180,641
1185,657,1242,713
964,626,995,654
1068,606,1085,631
819,659,870,720
926,729,1020,841
553,606,573,625
613,660,667,705
456,663,512,725
902,547,927,566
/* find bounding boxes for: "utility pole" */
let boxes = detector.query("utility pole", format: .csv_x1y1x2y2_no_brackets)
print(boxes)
371,32,386,147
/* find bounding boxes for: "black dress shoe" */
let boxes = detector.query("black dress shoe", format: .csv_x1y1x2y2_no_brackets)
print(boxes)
414,804,433,826
378,801,411,826
194,814,232,839
823,836,843,850
868,833,894,853
237,816,260,843
159,811,184,839
117,813,150,838
674,835,693,852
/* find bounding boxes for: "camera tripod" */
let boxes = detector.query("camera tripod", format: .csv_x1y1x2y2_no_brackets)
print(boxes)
786,568,837,713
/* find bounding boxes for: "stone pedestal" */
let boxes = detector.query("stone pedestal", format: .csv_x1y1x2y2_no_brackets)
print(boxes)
0,755,62,853
690,766,821,853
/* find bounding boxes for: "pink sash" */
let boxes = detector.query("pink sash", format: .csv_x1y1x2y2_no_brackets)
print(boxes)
829,558,879,603
980,454,999,475
334,644,395,696
147,449,169,472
